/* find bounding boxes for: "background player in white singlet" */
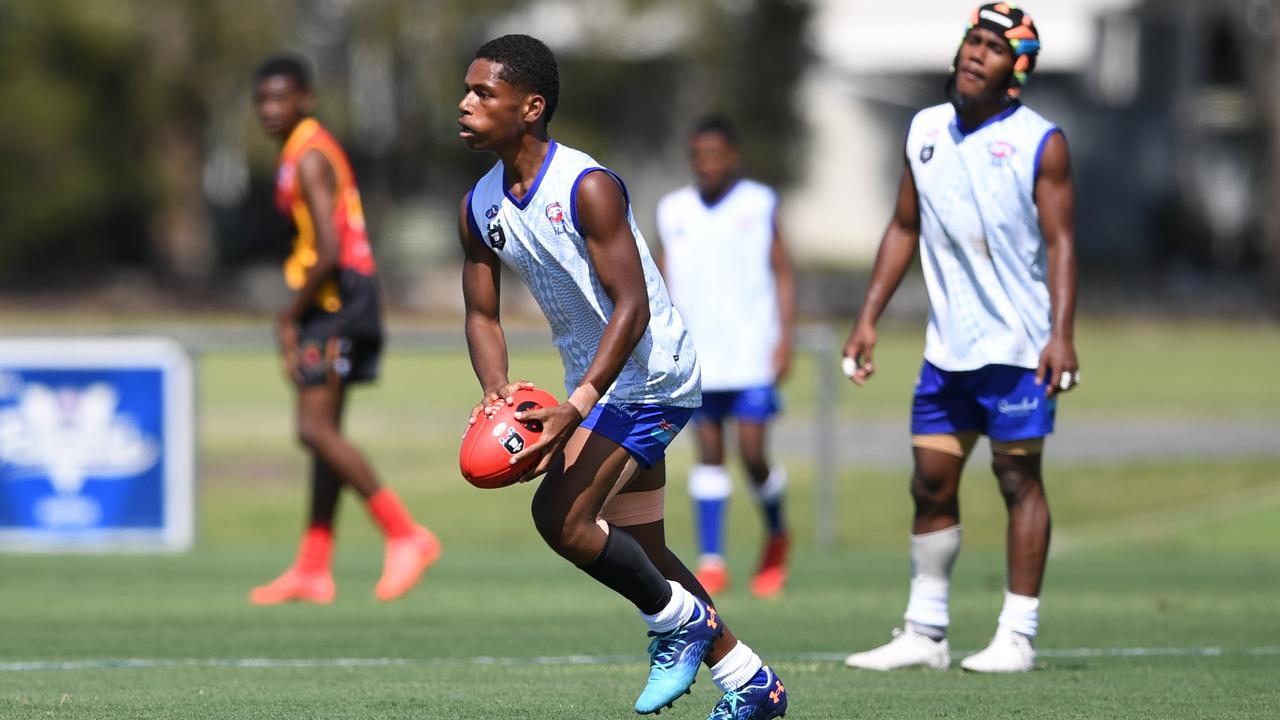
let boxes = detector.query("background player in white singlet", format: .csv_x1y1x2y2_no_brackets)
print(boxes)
456,35,787,719
841,4,1079,674
656,116,796,599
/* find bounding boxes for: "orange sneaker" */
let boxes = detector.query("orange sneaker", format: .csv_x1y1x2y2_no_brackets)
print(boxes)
749,532,789,599
695,558,729,596
249,566,335,605
375,526,442,602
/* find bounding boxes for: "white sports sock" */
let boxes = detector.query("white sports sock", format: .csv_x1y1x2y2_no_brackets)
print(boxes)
641,580,695,634
689,464,732,500
751,465,788,502
997,591,1040,638
710,641,763,692
910,525,962,578
904,576,950,633
902,525,961,635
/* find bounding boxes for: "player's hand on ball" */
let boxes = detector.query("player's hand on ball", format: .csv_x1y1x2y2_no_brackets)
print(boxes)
1036,336,1079,397
842,322,877,386
509,402,583,482
468,380,535,429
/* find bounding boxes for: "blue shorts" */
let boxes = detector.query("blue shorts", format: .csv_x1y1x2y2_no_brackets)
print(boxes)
581,403,696,469
694,385,781,424
911,361,1055,442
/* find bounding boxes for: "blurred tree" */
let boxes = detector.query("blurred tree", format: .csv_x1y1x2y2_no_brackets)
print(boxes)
0,0,290,288
0,0,813,296
682,0,814,187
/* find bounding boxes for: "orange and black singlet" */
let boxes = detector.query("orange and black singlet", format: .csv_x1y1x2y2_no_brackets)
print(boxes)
275,117,381,338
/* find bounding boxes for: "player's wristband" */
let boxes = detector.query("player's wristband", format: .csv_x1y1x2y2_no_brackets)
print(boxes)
568,383,600,419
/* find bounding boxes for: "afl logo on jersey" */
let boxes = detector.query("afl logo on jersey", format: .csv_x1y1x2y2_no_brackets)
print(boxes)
485,204,500,220
988,141,1016,166
545,202,568,235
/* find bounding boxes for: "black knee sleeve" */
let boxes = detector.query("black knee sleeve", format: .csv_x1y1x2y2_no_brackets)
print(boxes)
578,524,673,615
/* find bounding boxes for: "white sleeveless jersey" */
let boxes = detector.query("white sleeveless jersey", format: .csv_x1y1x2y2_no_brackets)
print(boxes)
467,142,701,408
906,102,1061,372
656,180,779,391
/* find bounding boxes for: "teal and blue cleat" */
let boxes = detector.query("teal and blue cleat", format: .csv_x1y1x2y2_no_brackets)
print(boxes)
634,597,723,714
707,666,788,720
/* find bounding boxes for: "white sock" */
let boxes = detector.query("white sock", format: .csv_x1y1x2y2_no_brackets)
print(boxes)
641,580,695,634
997,591,1040,638
751,465,788,502
902,525,961,636
710,641,763,692
689,464,732,500
904,576,950,637
910,525,961,578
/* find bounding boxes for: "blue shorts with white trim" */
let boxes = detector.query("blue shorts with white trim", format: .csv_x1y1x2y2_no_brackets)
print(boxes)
911,360,1055,442
694,385,781,424
580,402,695,469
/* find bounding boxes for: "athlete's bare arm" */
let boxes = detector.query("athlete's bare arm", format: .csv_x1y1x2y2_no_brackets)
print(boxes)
510,171,650,475
843,157,921,385
1032,131,1079,397
770,214,796,382
277,148,340,384
458,193,528,423
575,172,652,391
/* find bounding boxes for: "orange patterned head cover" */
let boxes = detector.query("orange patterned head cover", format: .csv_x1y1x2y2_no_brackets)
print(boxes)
957,3,1041,99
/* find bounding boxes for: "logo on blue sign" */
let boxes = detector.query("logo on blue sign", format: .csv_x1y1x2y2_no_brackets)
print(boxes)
0,369,166,532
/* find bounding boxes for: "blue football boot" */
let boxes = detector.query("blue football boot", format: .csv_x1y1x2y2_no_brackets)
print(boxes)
707,666,788,720
634,597,723,714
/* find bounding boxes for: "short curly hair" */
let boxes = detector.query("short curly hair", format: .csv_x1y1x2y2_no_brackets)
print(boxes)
254,54,312,92
691,114,740,147
475,34,560,126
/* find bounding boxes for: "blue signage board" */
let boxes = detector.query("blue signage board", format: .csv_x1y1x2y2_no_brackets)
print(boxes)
0,339,194,551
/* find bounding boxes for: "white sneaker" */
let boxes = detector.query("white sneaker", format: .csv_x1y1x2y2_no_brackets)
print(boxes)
960,626,1036,672
844,627,951,670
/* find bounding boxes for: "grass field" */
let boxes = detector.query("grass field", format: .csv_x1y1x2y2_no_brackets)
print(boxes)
2,321,1278,718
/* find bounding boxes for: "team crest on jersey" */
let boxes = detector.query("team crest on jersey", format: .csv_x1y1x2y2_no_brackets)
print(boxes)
920,129,940,164
486,219,507,250
988,141,1016,166
544,202,568,235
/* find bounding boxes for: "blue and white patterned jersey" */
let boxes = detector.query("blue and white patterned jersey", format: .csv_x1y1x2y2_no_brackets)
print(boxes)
906,102,1060,371
467,141,701,408
657,179,779,391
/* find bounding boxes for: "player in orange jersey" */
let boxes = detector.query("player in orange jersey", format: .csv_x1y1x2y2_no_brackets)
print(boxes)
248,55,440,605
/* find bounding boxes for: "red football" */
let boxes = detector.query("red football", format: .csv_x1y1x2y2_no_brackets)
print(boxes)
459,387,560,488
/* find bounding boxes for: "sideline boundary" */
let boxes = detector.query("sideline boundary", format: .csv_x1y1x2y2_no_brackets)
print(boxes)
4,646,1279,673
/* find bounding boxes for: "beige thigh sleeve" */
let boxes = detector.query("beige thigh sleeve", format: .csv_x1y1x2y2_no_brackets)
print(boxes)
600,487,666,526
991,437,1045,456
911,431,979,459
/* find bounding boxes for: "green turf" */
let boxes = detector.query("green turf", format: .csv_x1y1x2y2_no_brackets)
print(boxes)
1,321,1278,718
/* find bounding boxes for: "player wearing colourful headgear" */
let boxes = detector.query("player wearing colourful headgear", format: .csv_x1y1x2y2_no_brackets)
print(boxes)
842,3,1079,673
947,2,1041,104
